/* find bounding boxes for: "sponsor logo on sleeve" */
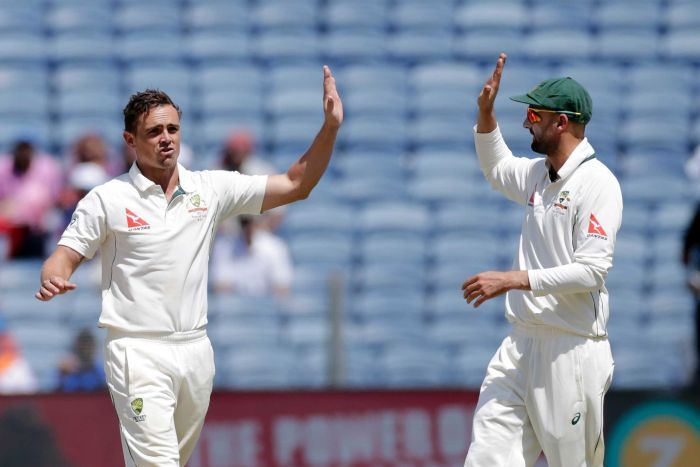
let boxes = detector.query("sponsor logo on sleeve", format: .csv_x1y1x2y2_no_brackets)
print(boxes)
587,213,607,239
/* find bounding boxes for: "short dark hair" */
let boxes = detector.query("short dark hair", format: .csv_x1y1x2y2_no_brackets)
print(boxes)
123,89,181,133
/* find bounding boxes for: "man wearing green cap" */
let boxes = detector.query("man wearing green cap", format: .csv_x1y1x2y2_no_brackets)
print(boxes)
461,54,622,466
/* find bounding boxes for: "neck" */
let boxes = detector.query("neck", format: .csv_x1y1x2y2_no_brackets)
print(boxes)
137,162,180,199
547,135,584,173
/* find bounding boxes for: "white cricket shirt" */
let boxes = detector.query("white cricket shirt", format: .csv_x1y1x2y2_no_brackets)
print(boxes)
59,163,267,333
474,126,623,337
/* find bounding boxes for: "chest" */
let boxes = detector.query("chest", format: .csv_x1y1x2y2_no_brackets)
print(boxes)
525,177,582,237
107,188,218,250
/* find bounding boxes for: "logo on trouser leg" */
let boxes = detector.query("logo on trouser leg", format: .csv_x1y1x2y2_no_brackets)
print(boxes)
130,398,147,423
571,412,581,425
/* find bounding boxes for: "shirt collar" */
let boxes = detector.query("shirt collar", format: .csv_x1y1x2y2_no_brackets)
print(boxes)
545,137,595,182
128,162,194,193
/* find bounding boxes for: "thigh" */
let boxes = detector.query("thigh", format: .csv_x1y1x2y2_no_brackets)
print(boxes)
105,338,180,467
465,336,542,467
173,336,215,466
527,336,613,467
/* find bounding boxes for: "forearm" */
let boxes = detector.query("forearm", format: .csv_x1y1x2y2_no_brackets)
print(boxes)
290,121,339,198
528,262,606,296
40,246,82,282
476,109,497,134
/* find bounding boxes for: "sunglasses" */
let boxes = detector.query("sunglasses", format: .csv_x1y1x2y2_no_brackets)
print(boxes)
526,107,582,124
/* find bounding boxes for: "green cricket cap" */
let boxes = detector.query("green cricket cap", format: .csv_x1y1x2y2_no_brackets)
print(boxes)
510,77,592,124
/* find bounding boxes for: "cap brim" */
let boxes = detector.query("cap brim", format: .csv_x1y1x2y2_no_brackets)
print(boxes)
509,94,540,106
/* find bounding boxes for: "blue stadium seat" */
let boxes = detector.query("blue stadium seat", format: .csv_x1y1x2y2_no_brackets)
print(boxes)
664,2,700,31
344,87,407,118
530,3,592,31
254,31,321,63
0,5,45,33
334,151,406,180
409,175,480,204
119,32,185,64
270,116,323,152
46,4,113,34
526,31,594,61
53,115,123,150
323,29,389,63
252,0,317,31
115,3,181,34
283,202,355,237
452,30,526,61
333,176,408,204
267,90,319,119
627,63,694,92
594,2,661,32
411,62,481,93
343,64,408,93
322,0,388,32
430,232,508,268
379,344,451,387
359,233,427,266
596,30,659,61
388,30,452,63
358,201,430,235
55,90,121,119
409,116,472,151
183,1,251,32
219,346,297,388
618,118,689,155
389,2,453,31
288,233,353,267
184,31,252,63
269,64,324,92
51,33,118,65
661,30,700,60
454,1,528,31
410,151,479,180
0,33,46,63
341,116,408,151
0,116,50,151
53,64,119,92
195,87,263,120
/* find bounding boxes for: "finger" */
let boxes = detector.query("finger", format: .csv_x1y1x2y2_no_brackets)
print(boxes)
63,282,77,290
37,287,54,300
323,65,334,94
466,291,481,303
474,294,491,308
461,276,478,290
43,280,60,294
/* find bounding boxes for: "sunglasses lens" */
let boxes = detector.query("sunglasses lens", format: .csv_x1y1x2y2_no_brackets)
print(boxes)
527,108,540,123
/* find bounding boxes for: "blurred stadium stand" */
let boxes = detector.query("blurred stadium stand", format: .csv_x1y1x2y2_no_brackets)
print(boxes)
0,0,698,392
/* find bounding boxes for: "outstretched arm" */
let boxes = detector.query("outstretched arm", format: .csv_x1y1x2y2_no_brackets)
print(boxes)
35,245,83,301
262,65,343,212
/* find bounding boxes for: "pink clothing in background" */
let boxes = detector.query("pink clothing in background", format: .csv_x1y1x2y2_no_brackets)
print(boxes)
0,153,62,229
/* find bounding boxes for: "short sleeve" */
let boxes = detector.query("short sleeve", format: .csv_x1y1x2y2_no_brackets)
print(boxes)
208,171,268,219
58,190,108,260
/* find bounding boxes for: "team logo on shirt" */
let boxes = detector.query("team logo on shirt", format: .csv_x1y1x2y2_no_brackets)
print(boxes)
130,397,146,422
553,190,571,215
186,193,208,220
125,208,150,231
587,213,608,239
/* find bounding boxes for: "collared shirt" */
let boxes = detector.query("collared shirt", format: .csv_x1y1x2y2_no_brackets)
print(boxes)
59,163,267,333
474,126,623,337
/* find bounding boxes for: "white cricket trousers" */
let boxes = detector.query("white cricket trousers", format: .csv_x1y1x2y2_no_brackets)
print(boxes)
104,328,215,467
464,324,614,467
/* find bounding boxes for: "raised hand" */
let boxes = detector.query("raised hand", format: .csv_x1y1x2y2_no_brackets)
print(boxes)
477,53,507,114
35,276,77,301
323,65,343,129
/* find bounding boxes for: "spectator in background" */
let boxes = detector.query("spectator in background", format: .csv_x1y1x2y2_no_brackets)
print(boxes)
56,329,105,392
221,130,286,232
0,139,62,258
211,215,293,299
0,315,38,394
682,205,700,387
59,162,109,231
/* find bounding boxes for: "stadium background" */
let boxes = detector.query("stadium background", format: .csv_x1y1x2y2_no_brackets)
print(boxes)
0,0,699,465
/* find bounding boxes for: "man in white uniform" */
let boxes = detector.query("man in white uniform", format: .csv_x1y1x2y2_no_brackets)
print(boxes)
462,54,622,466
35,66,343,466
